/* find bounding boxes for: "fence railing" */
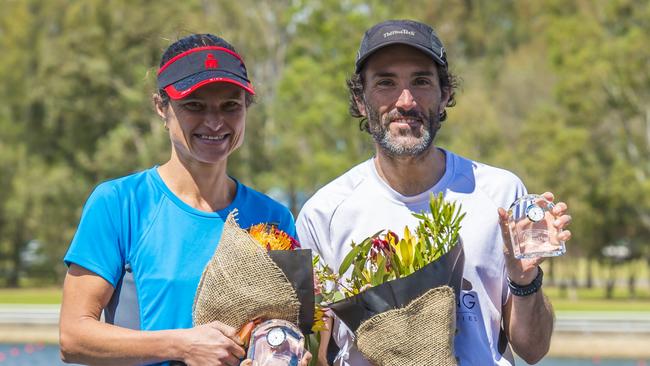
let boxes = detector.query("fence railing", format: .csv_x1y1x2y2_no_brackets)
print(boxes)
554,311,650,333
2,306,650,334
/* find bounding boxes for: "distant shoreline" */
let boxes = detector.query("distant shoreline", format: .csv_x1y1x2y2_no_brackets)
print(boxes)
2,326,650,360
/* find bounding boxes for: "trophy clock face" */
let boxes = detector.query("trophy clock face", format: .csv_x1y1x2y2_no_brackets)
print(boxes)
267,327,286,347
525,204,545,222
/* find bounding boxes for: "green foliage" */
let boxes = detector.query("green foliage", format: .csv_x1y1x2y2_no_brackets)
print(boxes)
256,0,377,213
413,192,466,258
0,0,648,287
331,193,464,295
0,0,291,285
536,0,650,257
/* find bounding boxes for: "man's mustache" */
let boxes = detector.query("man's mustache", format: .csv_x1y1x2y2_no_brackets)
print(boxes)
386,108,426,121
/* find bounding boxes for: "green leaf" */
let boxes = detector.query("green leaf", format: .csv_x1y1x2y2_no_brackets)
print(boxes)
372,256,386,286
339,241,364,276
390,251,402,278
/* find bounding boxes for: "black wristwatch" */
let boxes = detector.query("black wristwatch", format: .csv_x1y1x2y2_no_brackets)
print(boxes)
508,267,543,297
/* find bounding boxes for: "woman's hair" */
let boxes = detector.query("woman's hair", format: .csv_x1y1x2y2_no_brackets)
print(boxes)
157,34,255,107
347,65,458,133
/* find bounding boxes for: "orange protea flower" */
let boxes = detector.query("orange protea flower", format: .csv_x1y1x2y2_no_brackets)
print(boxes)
248,224,300,251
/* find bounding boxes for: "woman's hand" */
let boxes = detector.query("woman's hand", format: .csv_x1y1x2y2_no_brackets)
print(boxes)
180,321,246,366
240,351,312,366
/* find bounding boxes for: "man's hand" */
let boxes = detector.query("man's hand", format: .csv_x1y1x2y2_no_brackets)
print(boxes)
498,192,572,284
179,321,246,366
240,351,312,366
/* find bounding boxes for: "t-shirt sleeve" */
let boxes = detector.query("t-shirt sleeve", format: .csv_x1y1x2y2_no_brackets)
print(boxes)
295,207,323,257
64,182,126,288
278,209,297,239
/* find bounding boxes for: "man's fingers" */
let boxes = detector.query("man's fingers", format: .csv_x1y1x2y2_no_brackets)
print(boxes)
300,351,313,366
497,207,508,221
541,192,555,202
558,230,572,242
497,208,510,235
497,207,511,240
240,361,253,366
553,214,572,229
552,201,568,216
498,207,515,259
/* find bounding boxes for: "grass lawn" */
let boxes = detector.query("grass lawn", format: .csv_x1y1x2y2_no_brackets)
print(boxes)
0,287,62,304
545,285,650,312
0,285,649,312
551,297,650,312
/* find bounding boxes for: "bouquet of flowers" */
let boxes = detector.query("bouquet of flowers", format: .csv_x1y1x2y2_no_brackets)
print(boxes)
246,223,326,334
192,210,319,346
315,193,466,366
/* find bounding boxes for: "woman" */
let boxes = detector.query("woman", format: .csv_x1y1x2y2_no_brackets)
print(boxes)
59,34,310,366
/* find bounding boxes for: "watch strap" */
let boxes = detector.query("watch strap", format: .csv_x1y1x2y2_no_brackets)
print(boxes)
508,266,543,297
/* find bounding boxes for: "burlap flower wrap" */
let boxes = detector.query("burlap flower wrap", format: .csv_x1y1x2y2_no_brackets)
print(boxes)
329,240,465,366
192,212,314,334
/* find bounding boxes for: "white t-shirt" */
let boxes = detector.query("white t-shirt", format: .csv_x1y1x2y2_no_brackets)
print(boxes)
296,149,526,366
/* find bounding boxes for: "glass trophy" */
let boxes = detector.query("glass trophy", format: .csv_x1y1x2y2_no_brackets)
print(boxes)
506,194,566,259
247,319,305,366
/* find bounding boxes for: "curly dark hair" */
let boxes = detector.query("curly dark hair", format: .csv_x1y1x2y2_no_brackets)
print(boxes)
157,33,255,107
347,64,457,133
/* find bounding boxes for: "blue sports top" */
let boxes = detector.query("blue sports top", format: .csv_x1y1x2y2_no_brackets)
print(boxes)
64,167,295,363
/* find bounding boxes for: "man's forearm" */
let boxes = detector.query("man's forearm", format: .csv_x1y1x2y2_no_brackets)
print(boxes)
506,290,554,364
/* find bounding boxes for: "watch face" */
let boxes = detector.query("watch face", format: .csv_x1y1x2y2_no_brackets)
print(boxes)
267,327,286,347
525,204,544,222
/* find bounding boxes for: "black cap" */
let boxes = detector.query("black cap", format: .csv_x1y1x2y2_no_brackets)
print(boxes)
355,19,447,73
157,46,254,100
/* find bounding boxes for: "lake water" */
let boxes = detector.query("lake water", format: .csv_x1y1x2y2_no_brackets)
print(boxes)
0,344,647,365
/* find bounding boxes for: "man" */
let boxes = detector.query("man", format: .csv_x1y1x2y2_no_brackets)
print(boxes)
296,19,572,365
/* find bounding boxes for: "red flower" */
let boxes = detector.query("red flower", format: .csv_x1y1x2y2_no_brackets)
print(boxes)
370,234,395,267
289,235,301,250
386,231,399,243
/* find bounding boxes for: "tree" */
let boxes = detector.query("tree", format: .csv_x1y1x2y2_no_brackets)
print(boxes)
542,0,650,260
0,0,212,285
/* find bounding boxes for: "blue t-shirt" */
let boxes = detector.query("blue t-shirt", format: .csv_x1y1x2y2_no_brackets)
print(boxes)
64,167,295,362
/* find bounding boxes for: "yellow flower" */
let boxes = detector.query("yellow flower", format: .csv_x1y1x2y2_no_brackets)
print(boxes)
312,305,327,332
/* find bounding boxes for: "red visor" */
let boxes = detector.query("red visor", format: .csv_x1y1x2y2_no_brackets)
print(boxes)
157,46,255,99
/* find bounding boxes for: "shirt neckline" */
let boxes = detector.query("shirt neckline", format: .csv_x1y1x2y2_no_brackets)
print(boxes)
149,166,242,218
368,148,455,204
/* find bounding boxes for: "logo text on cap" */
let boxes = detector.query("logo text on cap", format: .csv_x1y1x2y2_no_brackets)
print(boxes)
383,29,415,38
204,54,218,69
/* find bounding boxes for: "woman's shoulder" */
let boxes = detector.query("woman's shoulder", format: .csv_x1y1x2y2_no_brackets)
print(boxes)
234,182,295,235
236,182,290,213
87,167,159,204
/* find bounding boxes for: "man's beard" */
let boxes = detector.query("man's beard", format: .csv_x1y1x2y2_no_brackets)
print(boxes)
366,103,441,157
